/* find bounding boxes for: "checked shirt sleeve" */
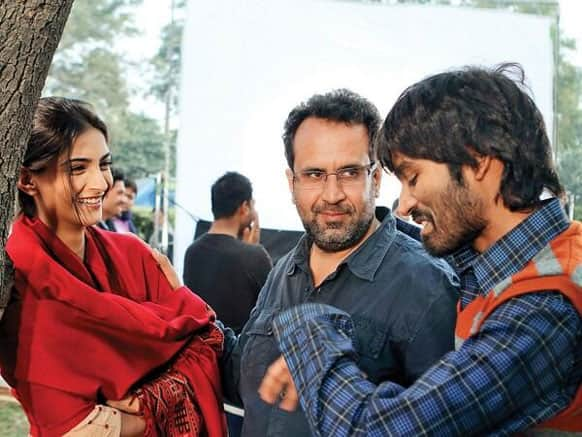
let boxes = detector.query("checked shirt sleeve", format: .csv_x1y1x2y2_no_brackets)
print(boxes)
272,293,580,436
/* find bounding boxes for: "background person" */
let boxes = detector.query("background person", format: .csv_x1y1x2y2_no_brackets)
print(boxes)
97,167,126,231
109,177,138,234
183,171,272,335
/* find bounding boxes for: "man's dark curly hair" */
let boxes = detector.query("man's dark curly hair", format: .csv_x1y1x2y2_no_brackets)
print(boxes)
378,63,563,212
282,89,381,170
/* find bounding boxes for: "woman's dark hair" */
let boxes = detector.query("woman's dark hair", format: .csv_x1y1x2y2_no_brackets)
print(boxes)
19,97,109,217
282,89,381,170
378,63,563,211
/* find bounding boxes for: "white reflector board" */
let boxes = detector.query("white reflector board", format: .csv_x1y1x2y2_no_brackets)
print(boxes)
175,0,554,272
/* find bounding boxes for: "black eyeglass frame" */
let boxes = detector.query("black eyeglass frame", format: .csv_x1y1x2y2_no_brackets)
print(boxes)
292,161,377,188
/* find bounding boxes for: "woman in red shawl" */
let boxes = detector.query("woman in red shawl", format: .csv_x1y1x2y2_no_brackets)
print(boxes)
0,97,227,436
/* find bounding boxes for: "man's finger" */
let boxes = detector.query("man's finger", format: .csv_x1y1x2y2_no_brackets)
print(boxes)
278,384,299,412
259,357,288,402
258,356,300,411
258,361,286,403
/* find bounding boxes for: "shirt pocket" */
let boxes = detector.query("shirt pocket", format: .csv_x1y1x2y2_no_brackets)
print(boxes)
240,308,282,384
246,308,277,336
351,314,393,383
351,314,388,358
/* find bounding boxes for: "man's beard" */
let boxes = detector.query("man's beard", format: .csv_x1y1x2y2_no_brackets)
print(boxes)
300,202,375,253
412,179,486,257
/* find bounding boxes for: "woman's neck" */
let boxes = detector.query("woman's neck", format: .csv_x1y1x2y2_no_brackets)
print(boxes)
53,223,86,260
60,231,85,260
36,213,86,259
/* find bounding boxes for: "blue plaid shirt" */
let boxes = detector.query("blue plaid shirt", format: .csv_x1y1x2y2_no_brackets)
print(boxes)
273,199,582,436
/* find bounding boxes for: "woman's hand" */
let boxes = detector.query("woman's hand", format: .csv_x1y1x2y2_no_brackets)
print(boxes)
106,397,145,437
106,396,140,414
151,248,182,290
120,412,146,437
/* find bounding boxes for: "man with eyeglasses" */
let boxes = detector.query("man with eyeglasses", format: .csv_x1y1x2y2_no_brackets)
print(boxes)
221,89,459,436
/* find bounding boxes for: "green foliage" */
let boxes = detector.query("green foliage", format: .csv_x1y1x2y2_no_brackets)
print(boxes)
45,0,140,116
132,206,176,244
111,112,166,179
55,0,141,51
150,20,183,108
148,2,186,178
47,46,130,117
132,206,154,240
0,401,27,436
43,0,166,179
458,0,558,15
559,148,582,196
556,37,582,152
558,147,582,219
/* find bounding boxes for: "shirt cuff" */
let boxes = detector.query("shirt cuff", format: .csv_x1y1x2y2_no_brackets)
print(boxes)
271,304,363,435
272,303,357,350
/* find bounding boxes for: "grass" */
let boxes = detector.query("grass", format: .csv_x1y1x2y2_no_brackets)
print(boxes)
0,401,27,436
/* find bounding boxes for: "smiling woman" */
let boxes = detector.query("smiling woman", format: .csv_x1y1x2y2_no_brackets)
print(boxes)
0,97,226,437
18,109,113,258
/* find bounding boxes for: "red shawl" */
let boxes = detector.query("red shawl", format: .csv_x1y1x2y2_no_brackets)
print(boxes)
0,216,226,436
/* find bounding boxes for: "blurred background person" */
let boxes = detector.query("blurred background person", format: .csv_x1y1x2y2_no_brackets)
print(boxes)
183,171,272,334
97,168,126,231
109,177,138,234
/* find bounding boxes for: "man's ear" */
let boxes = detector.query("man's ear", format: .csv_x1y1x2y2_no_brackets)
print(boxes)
463,148,493,182
285,168,298,204
17,168,38,196
285,168,294,194
470,154,493,182
372,165,382,197
238,200,250,217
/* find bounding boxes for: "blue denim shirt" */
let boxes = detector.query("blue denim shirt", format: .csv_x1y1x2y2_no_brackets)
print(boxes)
221,208,459,437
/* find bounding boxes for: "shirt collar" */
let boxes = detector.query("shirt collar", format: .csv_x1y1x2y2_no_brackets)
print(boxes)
450,198,569,294
287,207,397,282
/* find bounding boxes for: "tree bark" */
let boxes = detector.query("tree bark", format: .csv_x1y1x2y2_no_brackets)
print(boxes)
0,1,74,317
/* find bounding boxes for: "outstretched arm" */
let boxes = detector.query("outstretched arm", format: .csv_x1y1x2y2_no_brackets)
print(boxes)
263,294,579,436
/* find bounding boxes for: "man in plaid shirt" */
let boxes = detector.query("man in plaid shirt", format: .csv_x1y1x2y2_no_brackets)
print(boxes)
259,64,582,435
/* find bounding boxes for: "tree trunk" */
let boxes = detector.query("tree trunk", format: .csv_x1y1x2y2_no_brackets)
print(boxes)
0,1,74,317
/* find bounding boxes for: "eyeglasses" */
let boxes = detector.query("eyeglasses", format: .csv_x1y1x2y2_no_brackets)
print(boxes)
293,162,376,191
